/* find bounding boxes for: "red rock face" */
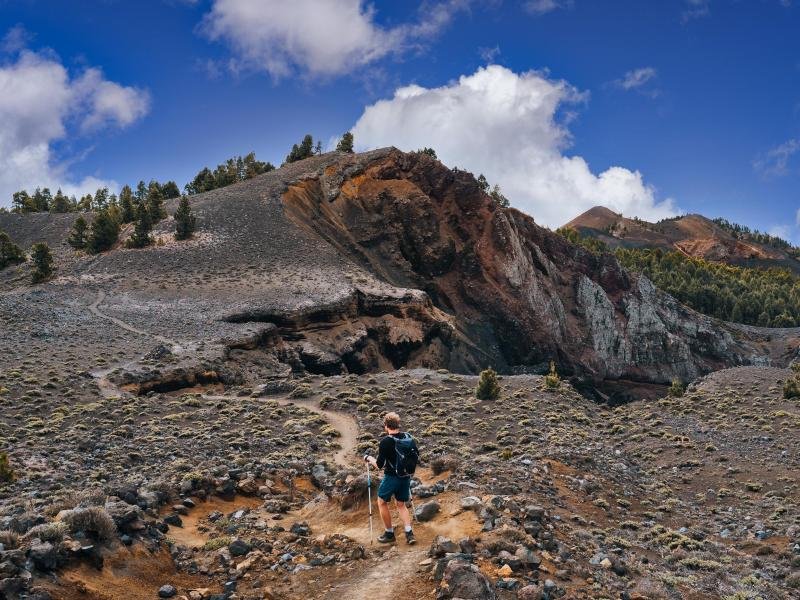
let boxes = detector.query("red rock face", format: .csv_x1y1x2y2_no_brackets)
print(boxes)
283,150,798,384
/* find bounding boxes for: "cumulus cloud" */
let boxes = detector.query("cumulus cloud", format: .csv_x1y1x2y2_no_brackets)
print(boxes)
200,0,469,78
753,138,800,178
524,0,574,16
351,65,677,227
0,46,150,207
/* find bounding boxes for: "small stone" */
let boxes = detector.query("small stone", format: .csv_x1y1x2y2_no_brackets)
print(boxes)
498,563,513,577
158,584,177,598
229,539,252,557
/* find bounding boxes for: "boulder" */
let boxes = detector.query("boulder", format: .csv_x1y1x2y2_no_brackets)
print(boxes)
158,584,177,598
415,501,440,522
437,560,495,599
429,536,458,558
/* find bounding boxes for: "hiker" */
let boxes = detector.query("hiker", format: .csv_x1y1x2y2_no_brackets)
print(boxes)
364,411,419,545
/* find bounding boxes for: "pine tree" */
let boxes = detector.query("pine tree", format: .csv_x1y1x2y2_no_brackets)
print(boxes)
146,181,166,221
475,367,501,400
128,202,152,248
30,242,54,283
87,209,120,254
11,190,32,213
161,181,181,199
314,140,322,155
490,184,510,208
285,134,316,163
417,147,438,159
50,189,73,213
119,185,135,223
174,196,196,241
68,216,88,250
0,231,25,269
336,132,354,153
93,187,109,210
476,174,489,192
135,180,147,203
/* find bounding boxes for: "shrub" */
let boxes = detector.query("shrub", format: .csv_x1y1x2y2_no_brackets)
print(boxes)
0,451,14,484
475,368,500,400
203,536,232,551
25,522,69,543
784,374,800,399
289,383,313,399
60,506,116,541
544,361,561,390
0,530,19,549
668,378,686,398
30,242,54,283
0,231,25,270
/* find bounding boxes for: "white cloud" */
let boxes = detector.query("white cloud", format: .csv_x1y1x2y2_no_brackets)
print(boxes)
0,46,150,207
753,138,800,178
1,24,33,54
524,0,574,16
200,0,468,78
682,0,710,21
615,67,657,90
351,64,678,227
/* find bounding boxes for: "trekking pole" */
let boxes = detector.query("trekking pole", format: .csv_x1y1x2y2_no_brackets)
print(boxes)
366,460,374,545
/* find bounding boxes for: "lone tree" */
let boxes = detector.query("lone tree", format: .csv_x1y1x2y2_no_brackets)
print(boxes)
475,367,501,401
336,132,354,153
30,242,54,283
0,231,25,270
174,196,196,241
67,216,88,250
87,208,120,254
128,202,152,248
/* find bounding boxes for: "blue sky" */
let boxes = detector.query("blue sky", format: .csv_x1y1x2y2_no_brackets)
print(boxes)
0,0,798,237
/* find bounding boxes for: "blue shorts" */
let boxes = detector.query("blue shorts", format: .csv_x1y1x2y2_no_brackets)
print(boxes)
378,474,411,502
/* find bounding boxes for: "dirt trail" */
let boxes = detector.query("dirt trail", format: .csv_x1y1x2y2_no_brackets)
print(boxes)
88,290,177,347
203,394,359,467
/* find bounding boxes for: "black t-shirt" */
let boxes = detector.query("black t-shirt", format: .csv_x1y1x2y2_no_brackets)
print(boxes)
376,432,417,476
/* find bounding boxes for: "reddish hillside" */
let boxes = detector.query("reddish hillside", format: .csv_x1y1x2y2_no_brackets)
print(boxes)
565,207,800,272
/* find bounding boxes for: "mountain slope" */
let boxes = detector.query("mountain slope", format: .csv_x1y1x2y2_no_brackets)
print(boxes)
1,149,798,391
565,207,800,273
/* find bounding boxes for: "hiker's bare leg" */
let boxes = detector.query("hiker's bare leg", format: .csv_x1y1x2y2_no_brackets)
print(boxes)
377,497,392,529
395,499,412,529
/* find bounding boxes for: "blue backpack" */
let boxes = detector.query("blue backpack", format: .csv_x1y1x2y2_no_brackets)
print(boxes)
393,433,419,477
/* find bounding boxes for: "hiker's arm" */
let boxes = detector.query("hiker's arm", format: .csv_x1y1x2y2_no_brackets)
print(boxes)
376,436,391,469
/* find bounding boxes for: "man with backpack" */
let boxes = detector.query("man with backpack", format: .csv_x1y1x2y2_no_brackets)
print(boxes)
364,411,419,545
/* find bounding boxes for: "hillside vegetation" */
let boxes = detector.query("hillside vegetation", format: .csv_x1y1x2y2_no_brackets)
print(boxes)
558,226,800,328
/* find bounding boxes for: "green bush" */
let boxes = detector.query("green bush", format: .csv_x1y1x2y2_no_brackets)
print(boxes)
30,242,54,283
668,378,686,398
475,368,500,401
0,231,25,270
544,361,561,390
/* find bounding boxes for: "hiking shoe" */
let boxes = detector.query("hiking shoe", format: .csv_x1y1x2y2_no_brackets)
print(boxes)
405,530,416,545
377,530,396,543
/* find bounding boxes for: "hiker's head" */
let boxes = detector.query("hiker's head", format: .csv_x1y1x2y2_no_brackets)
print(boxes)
383,412,401,433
